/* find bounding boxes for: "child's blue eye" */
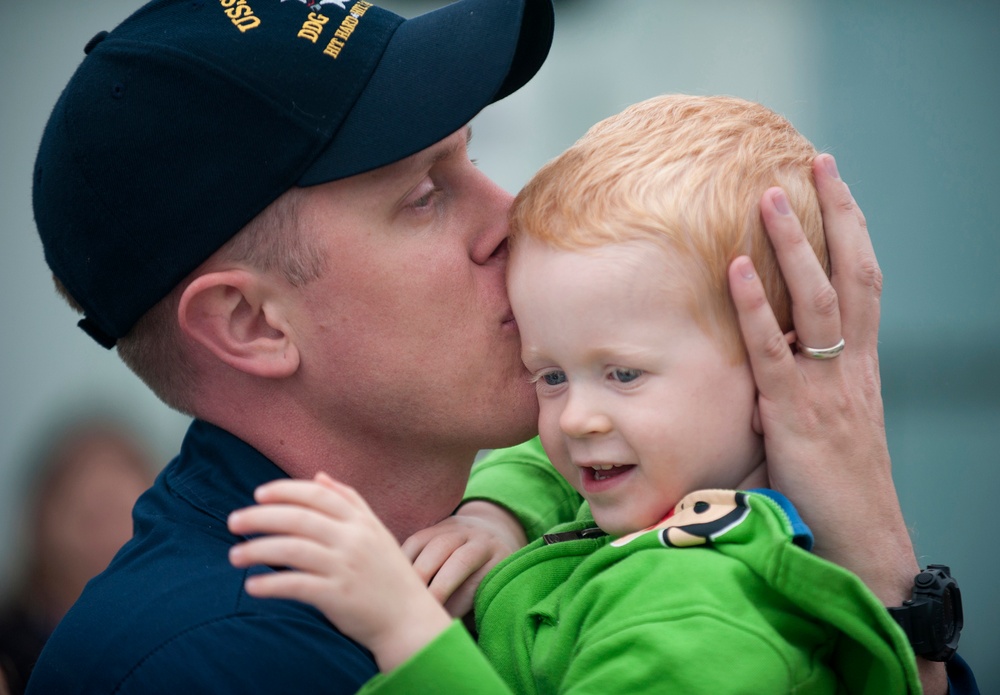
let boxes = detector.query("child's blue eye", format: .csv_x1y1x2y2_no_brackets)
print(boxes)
612,368,642,383
542,371,567,386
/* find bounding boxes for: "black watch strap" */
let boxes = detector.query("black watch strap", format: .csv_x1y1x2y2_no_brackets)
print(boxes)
888,564,963,662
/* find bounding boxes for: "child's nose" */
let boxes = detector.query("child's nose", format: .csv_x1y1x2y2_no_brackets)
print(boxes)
559,386,612,438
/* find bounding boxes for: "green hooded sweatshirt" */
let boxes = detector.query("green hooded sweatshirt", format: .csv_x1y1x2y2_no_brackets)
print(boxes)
360,439,921,694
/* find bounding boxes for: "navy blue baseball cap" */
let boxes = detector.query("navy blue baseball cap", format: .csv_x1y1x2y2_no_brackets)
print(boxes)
34,0,554,348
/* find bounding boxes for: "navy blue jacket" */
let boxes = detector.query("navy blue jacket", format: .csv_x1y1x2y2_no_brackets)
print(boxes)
27,420,377,694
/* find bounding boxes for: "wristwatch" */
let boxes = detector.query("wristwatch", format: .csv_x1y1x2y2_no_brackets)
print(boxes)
888,564,963,661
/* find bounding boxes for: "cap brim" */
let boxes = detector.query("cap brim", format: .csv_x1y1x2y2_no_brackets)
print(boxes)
298,0,553,185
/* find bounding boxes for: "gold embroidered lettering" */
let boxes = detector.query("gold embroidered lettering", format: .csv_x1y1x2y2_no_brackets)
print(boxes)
323,37,346,58
298,12,330,43
233,15,260,32
218,0,259,32
225,4,252,19
321,1,372,59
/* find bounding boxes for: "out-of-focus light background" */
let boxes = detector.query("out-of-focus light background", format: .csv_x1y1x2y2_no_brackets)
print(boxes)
1,0,996,689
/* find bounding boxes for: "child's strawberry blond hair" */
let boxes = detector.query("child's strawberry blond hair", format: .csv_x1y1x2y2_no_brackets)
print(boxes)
510,94,828,362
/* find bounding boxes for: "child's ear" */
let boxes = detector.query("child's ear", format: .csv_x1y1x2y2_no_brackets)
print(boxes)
178,270,299,379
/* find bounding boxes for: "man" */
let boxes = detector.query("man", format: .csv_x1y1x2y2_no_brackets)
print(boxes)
27,0,971,693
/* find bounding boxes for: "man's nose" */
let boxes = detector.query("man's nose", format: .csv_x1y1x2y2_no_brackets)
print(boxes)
468,167,515,266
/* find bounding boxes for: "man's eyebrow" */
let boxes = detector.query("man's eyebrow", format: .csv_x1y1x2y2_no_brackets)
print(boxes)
422,126,473,169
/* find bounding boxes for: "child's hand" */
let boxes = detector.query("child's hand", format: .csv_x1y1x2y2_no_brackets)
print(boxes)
228,473,451,673
403,501,527,617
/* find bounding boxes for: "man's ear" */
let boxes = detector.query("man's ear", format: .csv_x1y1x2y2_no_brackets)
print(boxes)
178,269,299,379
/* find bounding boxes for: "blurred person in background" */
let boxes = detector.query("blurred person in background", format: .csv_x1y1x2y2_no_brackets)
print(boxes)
0,418,156,694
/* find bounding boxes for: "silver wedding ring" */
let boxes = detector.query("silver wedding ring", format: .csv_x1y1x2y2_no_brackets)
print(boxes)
796,337,845,360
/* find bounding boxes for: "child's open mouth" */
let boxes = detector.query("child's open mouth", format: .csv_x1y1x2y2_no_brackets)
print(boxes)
589,464,634,482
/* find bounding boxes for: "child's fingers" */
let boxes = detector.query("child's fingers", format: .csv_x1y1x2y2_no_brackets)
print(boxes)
399,530,433,564
243,569,338,605
425,542,490,605
250,475,369,521
405,532,464,580
229,535,334,576
228,503,340,544
254,477,344,507
313,471,342,491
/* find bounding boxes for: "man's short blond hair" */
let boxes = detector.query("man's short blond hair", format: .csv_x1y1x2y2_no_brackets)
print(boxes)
56,187,324,415
510,94,828,362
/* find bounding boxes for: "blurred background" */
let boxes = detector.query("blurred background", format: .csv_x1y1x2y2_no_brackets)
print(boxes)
1,0,997,690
